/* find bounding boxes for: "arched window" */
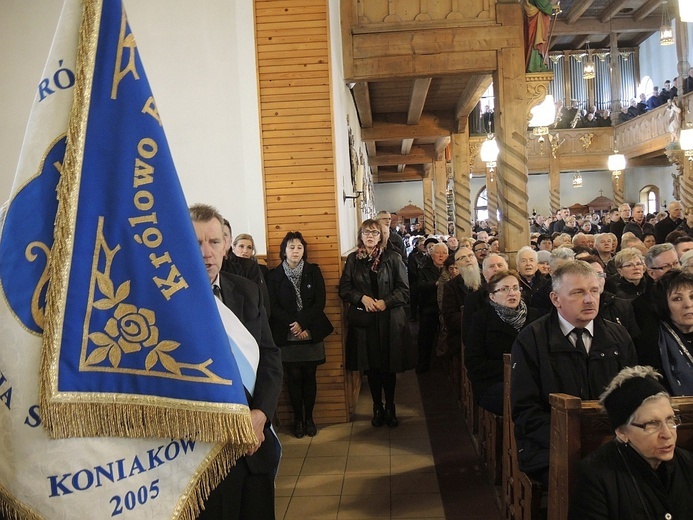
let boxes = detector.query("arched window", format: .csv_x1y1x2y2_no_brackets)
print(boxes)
639,185,659,214
475,186,489,223
638,76,653,98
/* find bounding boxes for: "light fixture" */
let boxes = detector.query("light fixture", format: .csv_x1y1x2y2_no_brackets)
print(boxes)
572,172,583,189
660,1,674,46
583,42,595,80
528,94,556,137
681,127,693,161
608,152,626,180
480,134,500,180
681,0,693,22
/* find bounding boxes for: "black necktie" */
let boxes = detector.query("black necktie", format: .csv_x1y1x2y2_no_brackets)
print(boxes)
572,328,587,356
212,284,222,302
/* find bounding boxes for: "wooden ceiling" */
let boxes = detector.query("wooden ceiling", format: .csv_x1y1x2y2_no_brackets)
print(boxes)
348,0,668,183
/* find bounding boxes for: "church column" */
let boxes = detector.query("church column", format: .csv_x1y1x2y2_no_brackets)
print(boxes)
681,160,693,211
675,18,690,95
423,165,434,234
451,132,472,236
494,44,530,253
433,159,449,234
486,167,498,229
548,142,560,215
612,172,624,207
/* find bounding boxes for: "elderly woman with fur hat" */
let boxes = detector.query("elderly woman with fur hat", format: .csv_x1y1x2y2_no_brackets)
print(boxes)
569,366,693,519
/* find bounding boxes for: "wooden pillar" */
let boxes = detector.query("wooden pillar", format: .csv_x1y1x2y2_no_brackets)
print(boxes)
681,160,693,211
612,172,624,206
494,44,530,254
452,132,472,237
548,147,561,215
423,166,434,234
433,159,448,234
676,19,690,94
486,167,498,229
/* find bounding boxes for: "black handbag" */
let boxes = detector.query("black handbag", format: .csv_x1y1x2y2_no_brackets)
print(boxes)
347,304,376,328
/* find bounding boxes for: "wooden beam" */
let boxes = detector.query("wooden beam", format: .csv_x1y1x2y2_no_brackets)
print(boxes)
352,81,373,127
599,0,631,23
361,113,454,141
401,139,414,155
435,136,451,154
565,0,595,25
634,0,663,22
365,141,377,156
571,35,592,50
376,166,425,183
407,78,432,124
455,74,493,120
552,15,660,36
368,146,437,166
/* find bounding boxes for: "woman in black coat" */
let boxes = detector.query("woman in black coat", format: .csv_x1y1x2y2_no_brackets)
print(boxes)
268,231,333,438
465,269,540,415
339,219,415,428
570,366,693,519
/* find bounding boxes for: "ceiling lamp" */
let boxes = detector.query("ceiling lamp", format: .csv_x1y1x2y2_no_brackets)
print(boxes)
681,0,693,22
660,1,674,45
572,172,583,189
583,42,596,80
479,135,500,178
529,94,556,137
680,127,693,161
608,152,626,180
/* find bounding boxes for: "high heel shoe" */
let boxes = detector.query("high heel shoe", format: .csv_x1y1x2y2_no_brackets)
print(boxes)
371,403,385,427
385,403,398,428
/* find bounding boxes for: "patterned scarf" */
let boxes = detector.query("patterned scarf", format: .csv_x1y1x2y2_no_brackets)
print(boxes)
356,246,384,272
282,259,304,310
490,298,528,331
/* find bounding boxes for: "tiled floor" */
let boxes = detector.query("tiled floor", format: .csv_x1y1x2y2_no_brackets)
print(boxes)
274,363,502,520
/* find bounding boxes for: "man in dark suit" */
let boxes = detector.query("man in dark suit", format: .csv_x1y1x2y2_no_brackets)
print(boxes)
654,200,683,244
190,204,282,520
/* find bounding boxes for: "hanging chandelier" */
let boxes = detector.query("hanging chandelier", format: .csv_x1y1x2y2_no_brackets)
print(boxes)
660,1,674,46
583,42,595,80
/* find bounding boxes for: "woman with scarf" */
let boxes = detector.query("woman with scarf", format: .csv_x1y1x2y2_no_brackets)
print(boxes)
465,270,540,415
339,219,415,428
268,231,333,438
635,269,693,395
570,366,693,519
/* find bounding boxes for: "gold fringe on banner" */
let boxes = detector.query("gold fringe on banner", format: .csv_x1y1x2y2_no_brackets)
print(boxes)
38,0,256,449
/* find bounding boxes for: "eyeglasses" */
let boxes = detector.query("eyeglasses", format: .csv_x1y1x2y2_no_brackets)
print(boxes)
648,261,681,272
630,415,682,434
620,262,645,269
493,286,522,294
362,230,381,236
455,254,476,262
474,247,489,252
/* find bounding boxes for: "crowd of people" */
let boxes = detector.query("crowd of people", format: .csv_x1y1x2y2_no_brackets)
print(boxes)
358,201,693,518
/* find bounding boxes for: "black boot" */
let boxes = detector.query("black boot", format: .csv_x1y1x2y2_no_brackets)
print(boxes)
371,403,385,427
385,403,399,428
305,419,317,437
294,420,305,439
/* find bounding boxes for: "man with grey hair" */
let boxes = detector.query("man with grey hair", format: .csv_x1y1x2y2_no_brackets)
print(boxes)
624,202,655,240
511,260,637,487
516,246,548,303
461,253,508,344
655,201,684,244
416,242,448,373
644,242,680,282
571,232,590,249
442,246,481,356
610,203,631,243
377,210,406,257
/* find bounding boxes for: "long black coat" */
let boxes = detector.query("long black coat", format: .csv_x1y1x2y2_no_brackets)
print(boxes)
510,311,637,474
339,250,415,372
441,275,474,354
570,440,693,520
465,305,541,402
267,261,333,346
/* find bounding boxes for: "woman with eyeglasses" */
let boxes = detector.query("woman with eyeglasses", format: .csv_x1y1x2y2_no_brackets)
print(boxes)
569,366,693,519
465,269,540,415
607,247,649,300
339,219,415,428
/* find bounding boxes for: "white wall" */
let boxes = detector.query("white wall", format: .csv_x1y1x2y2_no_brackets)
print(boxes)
639,22,693,88
0,0,268,252
373,181,424,215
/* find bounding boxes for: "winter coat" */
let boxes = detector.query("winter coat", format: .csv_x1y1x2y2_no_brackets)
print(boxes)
339,250,415,372
510,311,637,474
570,440,693,520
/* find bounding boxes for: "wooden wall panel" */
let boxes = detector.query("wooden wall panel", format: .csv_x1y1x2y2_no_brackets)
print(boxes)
255,0,349,426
